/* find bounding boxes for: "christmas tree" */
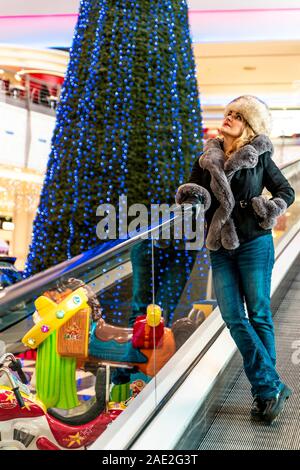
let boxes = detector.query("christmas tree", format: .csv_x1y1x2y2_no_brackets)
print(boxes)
25,0,204,410
25,0,203,275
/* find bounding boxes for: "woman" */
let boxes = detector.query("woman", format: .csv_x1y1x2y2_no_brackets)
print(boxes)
175,95,295,424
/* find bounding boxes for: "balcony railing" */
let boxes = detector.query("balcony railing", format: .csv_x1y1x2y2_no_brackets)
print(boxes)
0,69,61,115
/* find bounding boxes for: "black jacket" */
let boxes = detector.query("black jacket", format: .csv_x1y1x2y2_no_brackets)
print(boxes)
188,144,295,245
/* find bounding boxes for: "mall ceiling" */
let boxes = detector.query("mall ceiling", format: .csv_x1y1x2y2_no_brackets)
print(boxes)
1,0,300,46
0,0,300,108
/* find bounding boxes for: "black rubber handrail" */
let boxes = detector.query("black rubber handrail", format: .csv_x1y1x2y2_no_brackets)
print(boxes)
0,207,185,313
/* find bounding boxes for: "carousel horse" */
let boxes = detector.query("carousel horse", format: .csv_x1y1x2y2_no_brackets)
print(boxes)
2,278,204,449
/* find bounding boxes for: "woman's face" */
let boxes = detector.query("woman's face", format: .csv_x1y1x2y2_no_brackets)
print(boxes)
220,110,245,138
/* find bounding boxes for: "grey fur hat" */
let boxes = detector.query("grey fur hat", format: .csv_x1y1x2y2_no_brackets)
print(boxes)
224,95,272,136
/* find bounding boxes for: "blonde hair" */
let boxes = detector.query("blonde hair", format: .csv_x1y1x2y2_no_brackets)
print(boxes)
218,122,256,158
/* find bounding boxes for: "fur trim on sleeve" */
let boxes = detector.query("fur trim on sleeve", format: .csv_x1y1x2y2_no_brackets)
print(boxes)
251,195,287,230
175,183,211,211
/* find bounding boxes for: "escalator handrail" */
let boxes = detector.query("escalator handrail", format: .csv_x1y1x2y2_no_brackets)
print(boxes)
279,157,300,171
0,206,188,312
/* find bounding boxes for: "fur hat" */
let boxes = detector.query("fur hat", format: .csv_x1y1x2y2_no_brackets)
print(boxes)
224,95,272,136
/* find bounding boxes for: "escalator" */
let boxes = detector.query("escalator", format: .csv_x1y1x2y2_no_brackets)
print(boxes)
0,159,299,450
117,159,300,451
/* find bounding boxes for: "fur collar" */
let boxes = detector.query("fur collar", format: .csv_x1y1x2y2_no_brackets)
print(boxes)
199,134,273,174
197,134,273,251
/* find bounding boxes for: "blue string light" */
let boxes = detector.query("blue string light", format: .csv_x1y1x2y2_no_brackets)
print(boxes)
66,0,109,258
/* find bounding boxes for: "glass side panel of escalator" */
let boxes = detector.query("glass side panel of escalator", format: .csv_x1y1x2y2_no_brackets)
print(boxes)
0,159,299,450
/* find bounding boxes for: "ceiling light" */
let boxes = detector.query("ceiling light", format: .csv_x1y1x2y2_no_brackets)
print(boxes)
2,221,14,231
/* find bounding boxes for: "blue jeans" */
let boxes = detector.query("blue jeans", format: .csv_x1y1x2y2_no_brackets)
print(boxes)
210,234,283,399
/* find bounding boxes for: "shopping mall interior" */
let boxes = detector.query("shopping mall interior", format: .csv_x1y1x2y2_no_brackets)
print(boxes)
0,0,300,452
